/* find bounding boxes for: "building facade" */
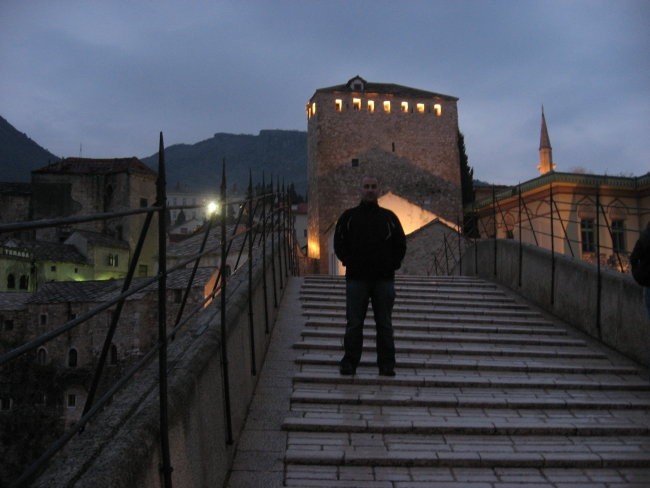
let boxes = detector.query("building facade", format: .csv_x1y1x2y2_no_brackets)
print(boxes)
307,76,462,273
30,158,158,276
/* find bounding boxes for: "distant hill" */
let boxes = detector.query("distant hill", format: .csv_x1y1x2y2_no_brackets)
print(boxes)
0,116,307,195
0,115,60,181
142,130,308,196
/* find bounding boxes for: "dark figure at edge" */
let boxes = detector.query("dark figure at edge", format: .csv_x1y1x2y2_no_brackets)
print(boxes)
630,221,650,320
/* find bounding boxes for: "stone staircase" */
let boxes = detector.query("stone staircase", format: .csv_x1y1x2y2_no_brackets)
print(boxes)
282,275,650,487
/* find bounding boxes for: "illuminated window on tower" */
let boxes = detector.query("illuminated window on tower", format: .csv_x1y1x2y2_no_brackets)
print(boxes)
353,98,361,111
401,101,408,112
367,100,375,112
383,101,391,113
416,103,425,113
433,103,442,116
335,99,343,112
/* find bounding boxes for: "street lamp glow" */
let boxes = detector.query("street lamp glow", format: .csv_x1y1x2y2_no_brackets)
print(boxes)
206,201,219,216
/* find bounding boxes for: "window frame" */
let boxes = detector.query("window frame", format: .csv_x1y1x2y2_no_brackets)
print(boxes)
580,218,596,253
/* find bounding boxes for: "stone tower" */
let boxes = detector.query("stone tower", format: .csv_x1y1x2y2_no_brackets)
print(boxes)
538,107,556,175
307,75,462,274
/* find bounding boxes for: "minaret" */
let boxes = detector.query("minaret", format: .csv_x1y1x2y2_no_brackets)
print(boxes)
537,107,556,174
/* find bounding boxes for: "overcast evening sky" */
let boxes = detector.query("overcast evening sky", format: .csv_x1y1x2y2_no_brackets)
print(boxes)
0,0,648,185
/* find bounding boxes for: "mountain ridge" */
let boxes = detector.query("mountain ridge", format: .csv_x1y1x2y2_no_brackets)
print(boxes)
141,129,307,195
0,116,308,195
0,115,60,181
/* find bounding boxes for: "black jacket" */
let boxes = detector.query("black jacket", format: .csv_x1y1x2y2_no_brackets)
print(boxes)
630,224,650,287
334,201,406,279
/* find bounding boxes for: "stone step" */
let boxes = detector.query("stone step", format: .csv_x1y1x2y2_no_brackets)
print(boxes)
295,353,639,375
293,339,607,360
305,319,568,336
302,281,501,293
302,299,530,313
284,276,650,483
284,432,650,468
300,288,514,301
283,413,650,436
304,303,541,318
290,389,650,410
304,309,554,327
292,372,650,391
284,465,650,487
304,275,487,284
299,328,585,348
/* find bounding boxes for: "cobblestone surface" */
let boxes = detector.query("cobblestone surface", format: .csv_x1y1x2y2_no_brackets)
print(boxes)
226,275,650,487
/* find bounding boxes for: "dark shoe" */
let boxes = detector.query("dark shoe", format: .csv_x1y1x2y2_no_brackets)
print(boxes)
379,368,395,377
340,363,356,375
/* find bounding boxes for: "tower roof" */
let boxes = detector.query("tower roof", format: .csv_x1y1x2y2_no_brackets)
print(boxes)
312,75,458,101
539,107,552,150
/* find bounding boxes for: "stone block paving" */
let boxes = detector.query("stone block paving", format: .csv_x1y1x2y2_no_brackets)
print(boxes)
225,275,650,487
282,275,650,487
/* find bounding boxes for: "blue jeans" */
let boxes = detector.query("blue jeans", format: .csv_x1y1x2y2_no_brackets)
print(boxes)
341,279,396,370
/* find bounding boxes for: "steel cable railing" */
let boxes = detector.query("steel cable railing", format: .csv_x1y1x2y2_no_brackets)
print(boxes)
431,184,647,283
453,181,648,339
0,133,297,487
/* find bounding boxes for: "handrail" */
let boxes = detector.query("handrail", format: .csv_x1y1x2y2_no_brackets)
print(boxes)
1,134,298,487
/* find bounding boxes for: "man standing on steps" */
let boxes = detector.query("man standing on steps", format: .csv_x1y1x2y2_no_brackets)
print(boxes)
334,175,407,376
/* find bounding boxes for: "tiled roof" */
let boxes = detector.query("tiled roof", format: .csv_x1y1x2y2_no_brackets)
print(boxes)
167,225,245,259
29,269,214,305
0,292,31,311
29,280,126,304
313,76,458,101
33,157,157,178
166,267,215,289
1,239,88,264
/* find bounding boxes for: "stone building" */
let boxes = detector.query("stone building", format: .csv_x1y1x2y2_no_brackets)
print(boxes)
30,157,158,277
1,268,213,426
64,230,131,280
306,76,462,273
0,238,91,292
0,183,31,234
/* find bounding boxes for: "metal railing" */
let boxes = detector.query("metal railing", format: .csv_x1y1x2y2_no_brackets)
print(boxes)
472,184,648,275
0,133,298,487
425,181,648,338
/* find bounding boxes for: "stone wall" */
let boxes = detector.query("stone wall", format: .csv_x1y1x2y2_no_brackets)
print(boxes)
399,220,463,277
460,238,650,367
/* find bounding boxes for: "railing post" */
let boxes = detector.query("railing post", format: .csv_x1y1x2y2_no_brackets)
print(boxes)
550,183,555,306
276,178,284,290
156,132,173,487
220,159,233,444
518,185,523,288
443,234,450,275
457,217,462,276
492,185,497,277
282,180,289,277
247,172,257,376
270,176,278,307
261,173,270,334
595,190,602,339
473,202,478,275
